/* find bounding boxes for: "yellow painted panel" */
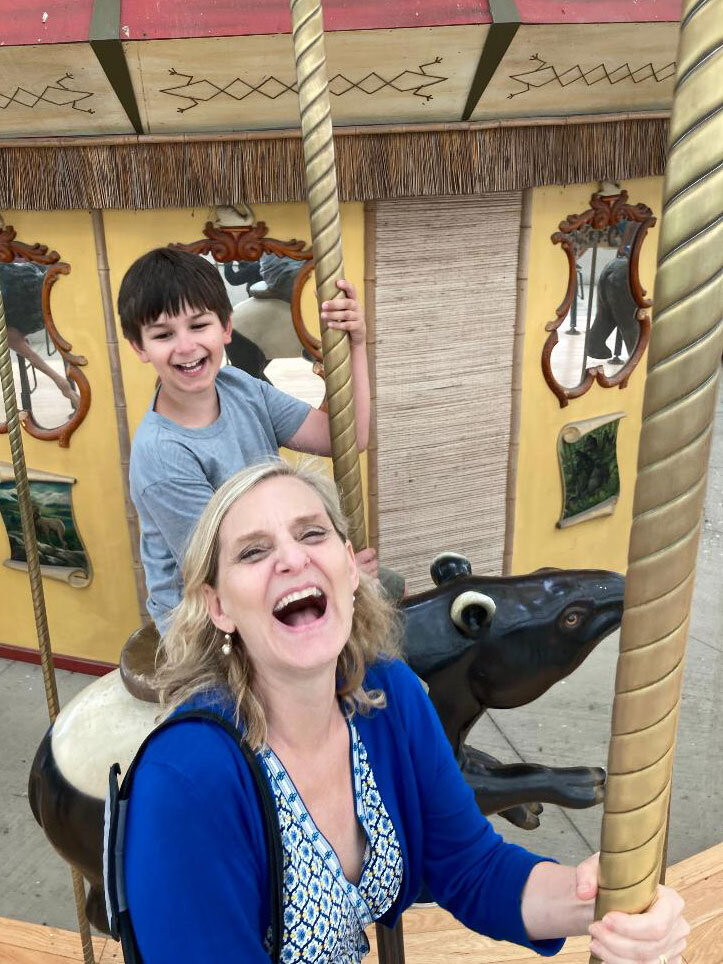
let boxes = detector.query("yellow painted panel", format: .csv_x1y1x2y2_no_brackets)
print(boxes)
0,211,141,662
511,177,664,575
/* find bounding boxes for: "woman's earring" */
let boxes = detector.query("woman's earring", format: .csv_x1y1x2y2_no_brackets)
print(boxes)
221,633,232,657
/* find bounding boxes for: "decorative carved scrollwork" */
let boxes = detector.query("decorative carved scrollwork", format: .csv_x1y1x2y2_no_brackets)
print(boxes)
171,221,321,362
542,191,655,407
0,226,90,447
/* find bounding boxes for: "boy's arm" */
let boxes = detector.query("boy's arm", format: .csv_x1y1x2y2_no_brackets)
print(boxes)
286,279,370,455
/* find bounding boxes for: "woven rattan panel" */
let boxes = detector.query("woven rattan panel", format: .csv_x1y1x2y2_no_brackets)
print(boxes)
373,194,522,592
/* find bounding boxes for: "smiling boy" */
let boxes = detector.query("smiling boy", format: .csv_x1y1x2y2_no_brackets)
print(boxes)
119,247,376,630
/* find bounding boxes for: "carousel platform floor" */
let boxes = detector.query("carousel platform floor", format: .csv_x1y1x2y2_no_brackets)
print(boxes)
1,842,721,964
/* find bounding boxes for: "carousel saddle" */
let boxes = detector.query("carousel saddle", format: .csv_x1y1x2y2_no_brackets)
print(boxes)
120,623,162,703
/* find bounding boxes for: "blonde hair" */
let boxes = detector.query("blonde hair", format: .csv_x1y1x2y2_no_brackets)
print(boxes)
155,459,401,748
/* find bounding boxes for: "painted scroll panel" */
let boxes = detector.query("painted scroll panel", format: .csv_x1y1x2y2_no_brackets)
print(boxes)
0,464,91,587
0,43,134,137
470,22,679,120
374,194,521,593
124,25,488,133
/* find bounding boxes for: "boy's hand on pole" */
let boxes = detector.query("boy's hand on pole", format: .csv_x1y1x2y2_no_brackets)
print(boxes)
321,279,366,345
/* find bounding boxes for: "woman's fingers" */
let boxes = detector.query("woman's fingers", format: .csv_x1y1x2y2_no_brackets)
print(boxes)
601,886,685,939
588,939,685,964
588,886,688,963
589,917,689,962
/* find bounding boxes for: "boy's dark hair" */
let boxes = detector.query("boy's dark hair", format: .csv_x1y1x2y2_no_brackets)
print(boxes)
118,248,233,345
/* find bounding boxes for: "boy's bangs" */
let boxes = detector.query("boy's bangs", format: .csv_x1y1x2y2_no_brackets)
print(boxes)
118,248,233,341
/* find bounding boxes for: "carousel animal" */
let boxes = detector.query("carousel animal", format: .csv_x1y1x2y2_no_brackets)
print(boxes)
31,502,67,547
28,554,623,933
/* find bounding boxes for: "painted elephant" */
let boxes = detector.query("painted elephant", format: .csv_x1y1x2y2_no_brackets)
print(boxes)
28,556,623,933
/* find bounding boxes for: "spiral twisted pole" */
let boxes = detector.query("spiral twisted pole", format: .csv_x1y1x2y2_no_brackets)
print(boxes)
0,294,96,962
592,0,723,952
289,0,366,551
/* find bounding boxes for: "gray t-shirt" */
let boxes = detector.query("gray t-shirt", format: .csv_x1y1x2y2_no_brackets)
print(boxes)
129,367,310,629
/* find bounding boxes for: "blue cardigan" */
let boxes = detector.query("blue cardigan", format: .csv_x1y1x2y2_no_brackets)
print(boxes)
124,659,565,961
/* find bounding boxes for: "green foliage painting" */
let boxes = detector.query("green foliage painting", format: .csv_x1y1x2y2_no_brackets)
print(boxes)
558,418,622,526
0,476,91,586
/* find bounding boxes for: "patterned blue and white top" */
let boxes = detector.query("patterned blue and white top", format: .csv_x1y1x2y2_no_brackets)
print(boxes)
261,718,403,963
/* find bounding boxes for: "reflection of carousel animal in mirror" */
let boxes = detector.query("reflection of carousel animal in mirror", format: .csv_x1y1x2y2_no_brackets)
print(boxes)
542,191,655,407
28,554,623,932
585,221,640,363
0,261,80,410
224,254,309,379
0,225,91,446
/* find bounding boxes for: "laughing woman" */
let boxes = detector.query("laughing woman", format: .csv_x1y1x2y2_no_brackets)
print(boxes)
123,460,688,964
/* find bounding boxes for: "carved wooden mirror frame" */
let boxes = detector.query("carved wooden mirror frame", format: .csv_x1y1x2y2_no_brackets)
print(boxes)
0,226,90,446
171,219,323,365
541,191,655,408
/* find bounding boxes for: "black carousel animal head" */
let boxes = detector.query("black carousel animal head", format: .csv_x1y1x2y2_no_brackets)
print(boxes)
402,553,624,751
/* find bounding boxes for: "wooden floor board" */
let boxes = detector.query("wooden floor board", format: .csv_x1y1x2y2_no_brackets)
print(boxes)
2,844,721,964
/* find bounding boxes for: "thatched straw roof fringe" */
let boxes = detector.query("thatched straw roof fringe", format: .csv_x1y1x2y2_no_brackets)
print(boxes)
0,117,668,210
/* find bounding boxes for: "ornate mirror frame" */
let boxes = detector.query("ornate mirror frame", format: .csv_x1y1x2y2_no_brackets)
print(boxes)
171,220,322,364
541,191,656,408
0,226,90,446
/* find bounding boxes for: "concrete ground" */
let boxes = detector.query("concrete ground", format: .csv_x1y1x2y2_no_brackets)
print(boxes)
1,389,721,932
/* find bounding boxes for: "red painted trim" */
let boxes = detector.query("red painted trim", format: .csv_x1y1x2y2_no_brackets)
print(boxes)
119,0,492,41
0,1,93,45
516,0,682,24
0,642,116,677
0,0,681,46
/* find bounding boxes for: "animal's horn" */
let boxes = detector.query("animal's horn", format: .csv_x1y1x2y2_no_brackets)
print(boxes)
450,591,496,635
431,551,472,586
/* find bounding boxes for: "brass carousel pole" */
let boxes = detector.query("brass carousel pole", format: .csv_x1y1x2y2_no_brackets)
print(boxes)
0,298,96,962
592,0,723,957
288,0,366,552
289,2,404,959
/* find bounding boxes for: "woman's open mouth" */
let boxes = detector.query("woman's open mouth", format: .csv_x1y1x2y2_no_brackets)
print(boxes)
273,587,328,628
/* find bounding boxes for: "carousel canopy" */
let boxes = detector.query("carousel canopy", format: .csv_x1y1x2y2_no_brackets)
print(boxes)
0,0,681,139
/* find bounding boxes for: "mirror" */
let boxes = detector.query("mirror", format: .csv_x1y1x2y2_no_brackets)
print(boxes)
172,222,325,409
0,227,90,446
542,192,655,407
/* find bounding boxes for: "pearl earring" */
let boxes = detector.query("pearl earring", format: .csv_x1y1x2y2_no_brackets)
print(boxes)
221,633,232,656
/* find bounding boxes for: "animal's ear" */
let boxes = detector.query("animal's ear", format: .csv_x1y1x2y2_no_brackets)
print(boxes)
430,552,472,586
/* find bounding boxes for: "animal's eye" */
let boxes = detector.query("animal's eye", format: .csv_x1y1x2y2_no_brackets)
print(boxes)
562,608,585,628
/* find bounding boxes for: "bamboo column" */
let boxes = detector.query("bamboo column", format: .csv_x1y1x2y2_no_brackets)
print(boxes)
0,293,96,961
592,0,723,954
91,209,149,623
288,0,366,552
